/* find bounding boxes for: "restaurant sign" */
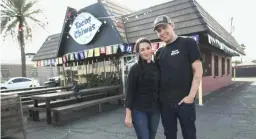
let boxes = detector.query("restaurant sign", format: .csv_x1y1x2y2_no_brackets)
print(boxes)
208,34,239,56
69,12,102,45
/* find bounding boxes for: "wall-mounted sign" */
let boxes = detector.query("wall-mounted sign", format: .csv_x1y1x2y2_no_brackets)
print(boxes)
208,34,239,56
69,12,102,45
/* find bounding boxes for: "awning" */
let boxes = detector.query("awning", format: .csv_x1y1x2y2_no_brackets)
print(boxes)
208,34,240,56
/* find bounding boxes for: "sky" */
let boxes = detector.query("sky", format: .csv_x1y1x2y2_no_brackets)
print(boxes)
1,0,255,64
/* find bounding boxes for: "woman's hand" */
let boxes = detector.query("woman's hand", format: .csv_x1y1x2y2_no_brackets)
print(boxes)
125,108,132,128
125,115,133,128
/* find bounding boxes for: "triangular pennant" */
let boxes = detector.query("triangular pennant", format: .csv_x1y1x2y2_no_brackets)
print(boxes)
67,53,70,61
94,48,100,57
126,45,133,53
74,52,79,60
100,47,106,54
63,56,67,63
70,53,74,61
79,51,85,59
84,50,88,58
46,60,49,66
59,57,63,64
48,59,52,66
88,49,94,57
39,61,42,67
54,59,57,66
44,60,47,66
33,62,37,67
120,44,125,53
106,46,112,55
112,44,119,54
43,60,46,66
51,59,55,66
36,61,40,67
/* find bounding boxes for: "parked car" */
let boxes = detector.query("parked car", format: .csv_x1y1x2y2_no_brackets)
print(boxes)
0,77,40,90
44,77,60,87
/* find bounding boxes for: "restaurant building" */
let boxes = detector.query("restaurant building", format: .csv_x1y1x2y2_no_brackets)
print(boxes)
32,0,245,96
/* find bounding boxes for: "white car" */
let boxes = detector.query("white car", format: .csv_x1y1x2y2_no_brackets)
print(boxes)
0,77,40,90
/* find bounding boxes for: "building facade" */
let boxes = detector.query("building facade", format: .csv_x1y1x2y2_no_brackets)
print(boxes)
32,0,244,96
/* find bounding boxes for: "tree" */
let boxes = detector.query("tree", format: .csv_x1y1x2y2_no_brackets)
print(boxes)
1,0,46,77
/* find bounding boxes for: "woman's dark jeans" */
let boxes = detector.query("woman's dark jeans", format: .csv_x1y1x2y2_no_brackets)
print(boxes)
132,109,160,139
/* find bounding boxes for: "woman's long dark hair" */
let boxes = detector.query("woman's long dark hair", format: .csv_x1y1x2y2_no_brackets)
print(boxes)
134,38,152,73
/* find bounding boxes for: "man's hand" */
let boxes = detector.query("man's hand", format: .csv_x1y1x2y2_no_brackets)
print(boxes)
178,95,195,105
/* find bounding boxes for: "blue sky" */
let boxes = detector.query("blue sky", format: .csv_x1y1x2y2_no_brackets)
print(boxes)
1,0,255,64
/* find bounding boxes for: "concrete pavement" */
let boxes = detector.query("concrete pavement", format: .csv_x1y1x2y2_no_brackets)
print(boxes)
15,80,256,139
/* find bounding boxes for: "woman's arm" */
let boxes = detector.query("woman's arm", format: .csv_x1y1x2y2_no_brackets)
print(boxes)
124,65,138,128
125,65,138,110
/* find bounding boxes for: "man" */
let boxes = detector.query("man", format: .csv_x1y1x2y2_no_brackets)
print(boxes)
154,15,203,139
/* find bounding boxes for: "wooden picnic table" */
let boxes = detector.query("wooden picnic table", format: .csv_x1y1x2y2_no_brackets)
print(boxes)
30,85,120,124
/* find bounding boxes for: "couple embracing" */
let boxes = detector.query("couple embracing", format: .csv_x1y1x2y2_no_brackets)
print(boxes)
124,15,203,139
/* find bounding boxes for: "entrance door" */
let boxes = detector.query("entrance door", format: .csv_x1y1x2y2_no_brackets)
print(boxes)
121,54,137,95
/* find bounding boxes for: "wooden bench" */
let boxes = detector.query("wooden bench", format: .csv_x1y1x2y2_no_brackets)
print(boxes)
5,86,71,108
52,94,124,124
27,92,109,120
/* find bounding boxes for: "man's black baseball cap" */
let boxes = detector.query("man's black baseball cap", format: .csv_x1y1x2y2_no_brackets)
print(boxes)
153,15,173,31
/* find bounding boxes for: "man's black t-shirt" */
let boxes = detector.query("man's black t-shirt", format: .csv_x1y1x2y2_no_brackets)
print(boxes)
155,37,202,103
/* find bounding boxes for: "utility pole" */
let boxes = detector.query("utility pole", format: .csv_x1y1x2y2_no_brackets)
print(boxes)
230,17,233,35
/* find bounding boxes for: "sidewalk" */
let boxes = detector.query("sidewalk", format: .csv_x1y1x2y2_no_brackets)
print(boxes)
20,81,256,139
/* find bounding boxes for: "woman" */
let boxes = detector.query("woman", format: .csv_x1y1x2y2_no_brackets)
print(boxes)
125,38,160,139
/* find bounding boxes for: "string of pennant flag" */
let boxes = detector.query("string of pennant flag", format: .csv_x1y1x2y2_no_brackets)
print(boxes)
35,42,165,67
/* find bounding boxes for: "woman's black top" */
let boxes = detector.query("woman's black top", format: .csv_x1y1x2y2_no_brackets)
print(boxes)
125,61,159,112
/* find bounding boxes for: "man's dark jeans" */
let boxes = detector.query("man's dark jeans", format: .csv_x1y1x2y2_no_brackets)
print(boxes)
132,109,160,139
160,102,196,139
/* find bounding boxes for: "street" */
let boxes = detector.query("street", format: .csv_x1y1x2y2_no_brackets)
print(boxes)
24,81,256,139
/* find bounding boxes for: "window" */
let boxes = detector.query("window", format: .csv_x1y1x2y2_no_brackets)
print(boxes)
202,51,212,76
214,56,219,77
11,78,22,83
227,59,230,74
21,78,31,82
222,58,225,76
